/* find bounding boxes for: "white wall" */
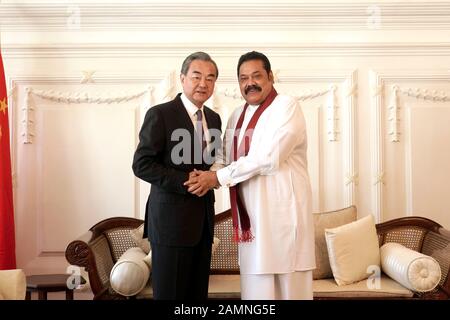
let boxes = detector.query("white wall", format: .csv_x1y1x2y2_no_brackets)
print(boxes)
2,0,450,275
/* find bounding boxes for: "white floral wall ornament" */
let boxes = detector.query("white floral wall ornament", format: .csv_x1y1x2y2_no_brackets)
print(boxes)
372,84,384,98
345,173,359,186
374,172,385,186
22,87,34,144
81,71,96,84
386,85,450,143
327,85,339,142
21,86,151,144
346,83,358,98
388,85,400,142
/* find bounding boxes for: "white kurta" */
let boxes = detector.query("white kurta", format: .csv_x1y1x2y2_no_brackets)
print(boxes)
214,94,316,274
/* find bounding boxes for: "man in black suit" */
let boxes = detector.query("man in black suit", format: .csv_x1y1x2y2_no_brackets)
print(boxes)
132,52,222,300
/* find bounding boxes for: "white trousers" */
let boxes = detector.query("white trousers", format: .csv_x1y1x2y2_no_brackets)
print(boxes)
240,271,313,300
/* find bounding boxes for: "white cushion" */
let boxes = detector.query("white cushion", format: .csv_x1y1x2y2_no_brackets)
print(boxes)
325,215,381,286
0,269,26,300
208,274,241,299
380,242,441,292
143,251,152,269
212,237,220,255
130,224,151,254
313,206,357,279
110,247,150,296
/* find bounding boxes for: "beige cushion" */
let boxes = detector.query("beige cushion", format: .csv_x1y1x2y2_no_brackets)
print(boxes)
136,284,153,299
313,274,414,298
212,237,220,255
208,274,241,299
130,224,151,254
313,206,357,279
381,242,441,292
110,247,150,296
325,214,380,286
143,251,152,269
0,269,26,300
0,292,3,300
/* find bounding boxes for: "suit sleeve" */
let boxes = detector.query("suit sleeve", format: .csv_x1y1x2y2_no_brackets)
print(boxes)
132,107,189,194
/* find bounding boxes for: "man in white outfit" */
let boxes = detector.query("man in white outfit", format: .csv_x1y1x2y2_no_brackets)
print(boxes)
184,51,316,300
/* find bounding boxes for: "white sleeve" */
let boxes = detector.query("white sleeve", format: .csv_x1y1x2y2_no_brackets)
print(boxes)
217,98,305,187
210,112,235,172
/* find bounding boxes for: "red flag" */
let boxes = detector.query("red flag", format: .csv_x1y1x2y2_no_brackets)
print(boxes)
0,52,16,269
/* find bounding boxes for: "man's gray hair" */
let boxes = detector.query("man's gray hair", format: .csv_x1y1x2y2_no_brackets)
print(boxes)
180,52,219,78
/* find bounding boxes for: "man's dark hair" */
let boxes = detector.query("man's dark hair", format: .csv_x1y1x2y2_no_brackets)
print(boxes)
181,52,219,78
237,51,271,77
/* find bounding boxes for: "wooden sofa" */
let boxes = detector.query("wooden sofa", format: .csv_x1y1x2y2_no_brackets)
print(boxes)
65,209,450,300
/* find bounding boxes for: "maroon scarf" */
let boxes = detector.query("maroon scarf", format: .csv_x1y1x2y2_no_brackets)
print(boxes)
229,88,278,243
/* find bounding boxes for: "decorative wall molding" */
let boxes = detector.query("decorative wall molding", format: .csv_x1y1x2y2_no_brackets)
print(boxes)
22,88,34,144
21,86,151,144
218,78,344,142
369,69,450,221
369,70,385,223
381,72,450,143
327,85,339,142
405,109,414,217
1,2,450,31
19,81,345,145
7,75,163,241
29,87,149,105
343,70,358,207
4,43,450,59
388,85,450,143
397,86,450,102
388,85,400,142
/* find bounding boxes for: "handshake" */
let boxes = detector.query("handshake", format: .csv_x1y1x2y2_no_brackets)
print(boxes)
184,169,220,197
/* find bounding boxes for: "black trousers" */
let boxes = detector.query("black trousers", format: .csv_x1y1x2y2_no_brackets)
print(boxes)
150,219,212,300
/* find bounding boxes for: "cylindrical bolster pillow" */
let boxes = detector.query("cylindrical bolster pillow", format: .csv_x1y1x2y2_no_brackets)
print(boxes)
380,242,441,292
110,247,150,296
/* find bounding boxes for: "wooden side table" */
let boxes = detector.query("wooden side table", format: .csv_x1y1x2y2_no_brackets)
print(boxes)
25,274,86,300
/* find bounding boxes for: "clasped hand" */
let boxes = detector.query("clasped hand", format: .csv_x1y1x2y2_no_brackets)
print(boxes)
184,169,219,197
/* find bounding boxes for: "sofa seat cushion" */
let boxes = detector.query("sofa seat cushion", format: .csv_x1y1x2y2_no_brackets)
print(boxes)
208,274,241,299
136,283,153,299
136,274,241,299
313,274,414,298
136,274,413,299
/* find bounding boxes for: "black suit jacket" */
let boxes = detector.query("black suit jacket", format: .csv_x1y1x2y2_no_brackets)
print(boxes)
132,93,222,247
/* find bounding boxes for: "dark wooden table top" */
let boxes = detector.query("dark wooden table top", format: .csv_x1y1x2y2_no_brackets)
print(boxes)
26,274,86,289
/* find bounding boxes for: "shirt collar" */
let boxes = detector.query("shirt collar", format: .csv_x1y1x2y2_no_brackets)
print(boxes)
181,93,203,117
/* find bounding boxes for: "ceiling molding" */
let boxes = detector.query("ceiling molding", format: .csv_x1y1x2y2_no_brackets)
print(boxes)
3,43,450,58
1,2,450,31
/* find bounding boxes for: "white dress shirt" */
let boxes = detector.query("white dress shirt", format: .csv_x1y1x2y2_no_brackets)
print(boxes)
180,93,211,149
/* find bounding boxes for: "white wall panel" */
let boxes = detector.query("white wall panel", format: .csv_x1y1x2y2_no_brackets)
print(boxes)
407,107,450,228
2,0,450,275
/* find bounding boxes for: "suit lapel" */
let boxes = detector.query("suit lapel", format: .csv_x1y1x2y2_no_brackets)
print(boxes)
203,106,217,130
172,94,196,134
